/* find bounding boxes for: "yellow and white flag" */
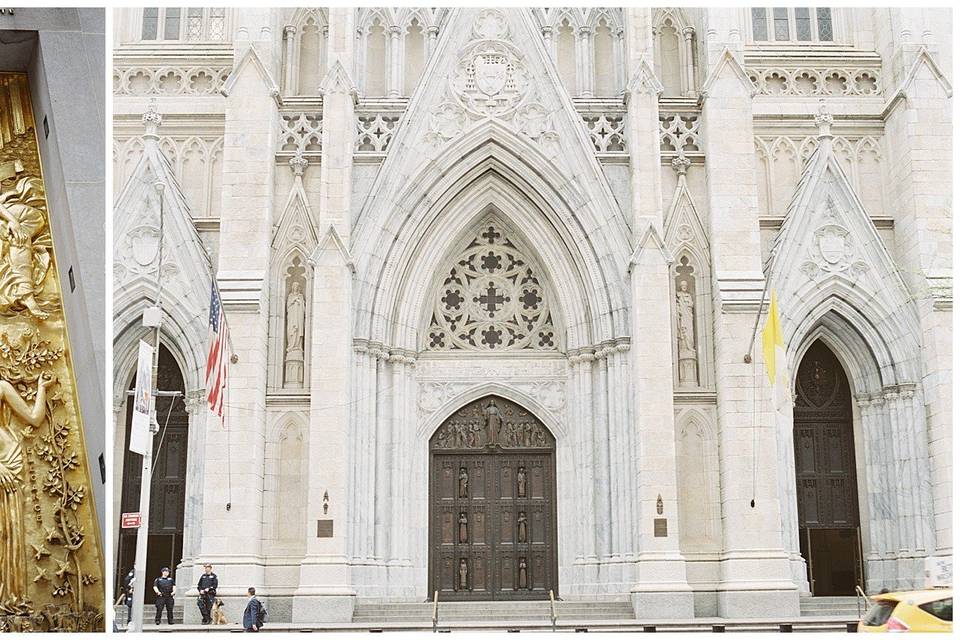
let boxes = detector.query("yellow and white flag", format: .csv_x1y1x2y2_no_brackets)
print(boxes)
762,291,791,411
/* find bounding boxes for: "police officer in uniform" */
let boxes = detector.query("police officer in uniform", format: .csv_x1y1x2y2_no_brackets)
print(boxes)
197,563,219,625
153,567,176,625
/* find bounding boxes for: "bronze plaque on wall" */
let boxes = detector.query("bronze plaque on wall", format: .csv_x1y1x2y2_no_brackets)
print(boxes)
654,518,668,538
317,519,334,538
0,73,104,631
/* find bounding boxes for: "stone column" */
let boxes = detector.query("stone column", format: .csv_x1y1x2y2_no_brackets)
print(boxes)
876,12,952,563
283,25,297,95
541,25,554,59
196,11,277,619
857,395,882,592
577,26,593,97
388,25,402,97
700,28,798,615
613,28,625,95
427,26,439,58
292,6,358,622
682,27,696,96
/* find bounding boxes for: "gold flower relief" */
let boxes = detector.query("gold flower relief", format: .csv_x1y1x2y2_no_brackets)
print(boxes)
0,73,103,632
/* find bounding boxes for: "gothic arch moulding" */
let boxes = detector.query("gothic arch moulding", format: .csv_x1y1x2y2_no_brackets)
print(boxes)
263,414,308,554
653,8,698,97
352,121,631,353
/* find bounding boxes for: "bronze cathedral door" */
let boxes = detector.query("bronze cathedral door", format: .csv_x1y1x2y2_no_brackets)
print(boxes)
429,396,558,600
794,340,863,596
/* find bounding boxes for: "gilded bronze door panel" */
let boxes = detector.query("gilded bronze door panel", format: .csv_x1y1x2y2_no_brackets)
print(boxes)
429,396,557,601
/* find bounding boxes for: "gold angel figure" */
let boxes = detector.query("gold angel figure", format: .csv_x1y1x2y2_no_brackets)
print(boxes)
0,373,54,603
0,176,52,319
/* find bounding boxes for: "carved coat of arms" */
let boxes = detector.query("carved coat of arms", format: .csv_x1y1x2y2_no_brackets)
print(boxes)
474,54,508,96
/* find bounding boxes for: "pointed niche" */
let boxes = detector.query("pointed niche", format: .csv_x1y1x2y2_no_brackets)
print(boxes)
422,214,562,353
269,156,318,392
665,157,714,390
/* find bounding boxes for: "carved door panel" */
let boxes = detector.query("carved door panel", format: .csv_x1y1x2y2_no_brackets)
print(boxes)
793,341,863,595
429,396,557,601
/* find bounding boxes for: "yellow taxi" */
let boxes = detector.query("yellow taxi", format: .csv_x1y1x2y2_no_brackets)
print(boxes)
858,589,952,632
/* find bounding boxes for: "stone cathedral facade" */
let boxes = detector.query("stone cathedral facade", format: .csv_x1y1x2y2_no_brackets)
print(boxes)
111,7,952,622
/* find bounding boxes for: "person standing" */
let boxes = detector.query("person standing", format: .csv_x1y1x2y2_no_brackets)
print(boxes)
121,568,135,624
242,587,265,632
196,563,219,625
153,567,176,625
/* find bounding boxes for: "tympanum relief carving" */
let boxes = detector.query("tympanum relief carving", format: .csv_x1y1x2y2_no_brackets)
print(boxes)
0,73,104,632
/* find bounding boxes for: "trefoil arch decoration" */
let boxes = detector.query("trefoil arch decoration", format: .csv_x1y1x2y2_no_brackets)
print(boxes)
424,216,560,353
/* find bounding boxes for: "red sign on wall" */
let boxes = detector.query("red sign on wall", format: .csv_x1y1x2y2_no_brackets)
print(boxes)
121,512,142,529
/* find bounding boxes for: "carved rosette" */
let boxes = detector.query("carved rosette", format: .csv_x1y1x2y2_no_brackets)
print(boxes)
0,73,104,631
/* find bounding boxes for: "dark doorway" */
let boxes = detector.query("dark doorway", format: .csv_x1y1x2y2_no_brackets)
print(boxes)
794,340,863,596
115,344,189,602
429,396,558,601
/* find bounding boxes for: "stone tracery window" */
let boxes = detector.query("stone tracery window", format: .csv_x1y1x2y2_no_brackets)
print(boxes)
751,7,834,43
425,220,558,352
140,7,227,41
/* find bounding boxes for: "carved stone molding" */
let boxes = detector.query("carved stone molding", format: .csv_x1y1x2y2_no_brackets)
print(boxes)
114,66,231,96
747,65,881,97
799,199,869,283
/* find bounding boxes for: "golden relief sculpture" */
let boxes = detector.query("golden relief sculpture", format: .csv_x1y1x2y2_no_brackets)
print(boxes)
0,73,103,632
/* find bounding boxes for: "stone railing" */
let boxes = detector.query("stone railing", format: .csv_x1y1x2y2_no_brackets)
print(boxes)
278,111,323,157
113,43,234,97
744,48,883,98
574,98,627,159
355,99,408,158
659,110,702,158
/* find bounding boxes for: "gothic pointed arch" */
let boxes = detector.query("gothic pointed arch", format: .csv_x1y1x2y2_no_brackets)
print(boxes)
263,413,308,554
350,10,631,352
285,7,328,96
653,8,697,97
767,126,934,591
268,169,318,391
422,212,562,353
664,163,714,389
674,407,720,553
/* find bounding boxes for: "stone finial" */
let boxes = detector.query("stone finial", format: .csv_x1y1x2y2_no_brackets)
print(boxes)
142,98,162,141
814,98,834,140
289,151,309,177
671,153,691,179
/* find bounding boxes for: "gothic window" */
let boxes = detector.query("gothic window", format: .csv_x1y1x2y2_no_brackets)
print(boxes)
555,18,577,94
404,18,426,96
425,220,559,352
365,18,388,96
593,18,616,96
751,8,835,43
653,10,696,97
140,7,227,41
296,15,326,96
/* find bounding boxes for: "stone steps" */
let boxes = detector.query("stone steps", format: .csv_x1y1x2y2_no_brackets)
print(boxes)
799,596,864,618
353,599,634,623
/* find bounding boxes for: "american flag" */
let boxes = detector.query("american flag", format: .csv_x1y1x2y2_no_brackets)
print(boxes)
205,283,229,421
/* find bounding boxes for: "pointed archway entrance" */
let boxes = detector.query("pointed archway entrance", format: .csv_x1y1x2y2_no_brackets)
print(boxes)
794,340,864,595
429,396,558,600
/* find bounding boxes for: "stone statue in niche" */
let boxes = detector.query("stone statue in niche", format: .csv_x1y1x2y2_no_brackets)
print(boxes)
458,512,468,543
517,511,527,543
675,265,698,385
517,467,526,497
458,558,468,590
518,558,528,589
283,280,305,385
458,467,469,498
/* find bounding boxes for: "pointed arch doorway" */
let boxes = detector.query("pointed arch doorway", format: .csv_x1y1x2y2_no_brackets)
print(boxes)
428,396,558,600
794,340,864,595
115,345,189,601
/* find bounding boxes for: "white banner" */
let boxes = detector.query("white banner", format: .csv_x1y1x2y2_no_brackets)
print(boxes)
129,340,153,455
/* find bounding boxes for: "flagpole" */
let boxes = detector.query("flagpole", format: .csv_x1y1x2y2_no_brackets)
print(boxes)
128,179,165,632
743,248,776,364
